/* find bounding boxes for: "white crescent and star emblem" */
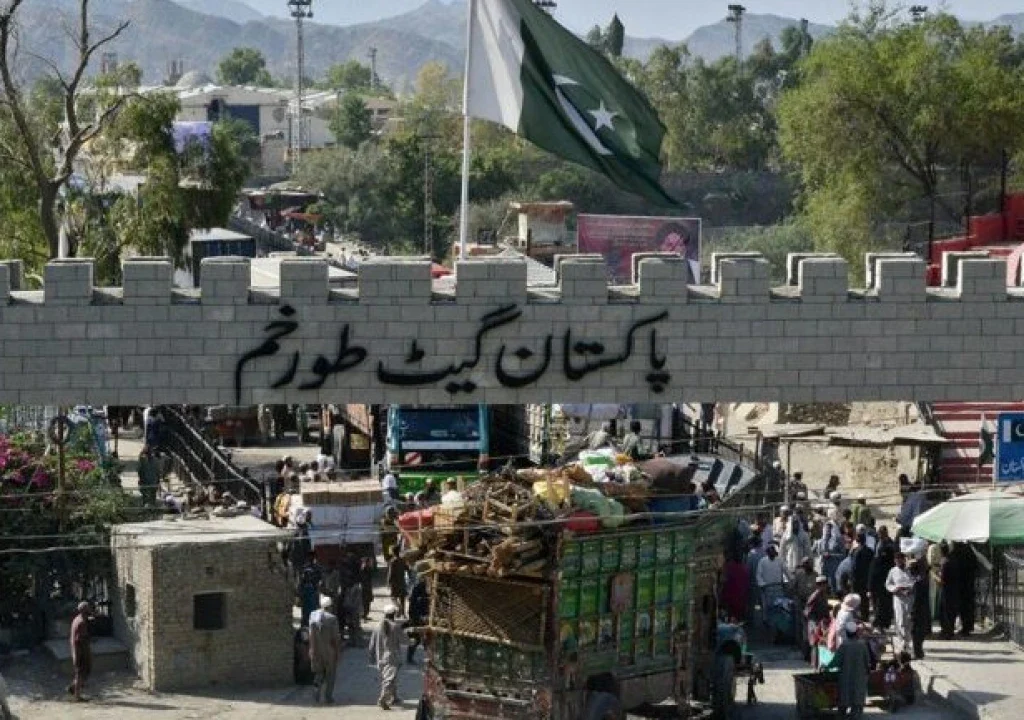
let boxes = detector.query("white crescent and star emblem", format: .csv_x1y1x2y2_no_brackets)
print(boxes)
588,101,618,131
552,74,614,156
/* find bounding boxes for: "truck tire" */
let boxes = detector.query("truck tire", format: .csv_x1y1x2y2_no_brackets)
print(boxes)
712,654,736,720
584,691,623,720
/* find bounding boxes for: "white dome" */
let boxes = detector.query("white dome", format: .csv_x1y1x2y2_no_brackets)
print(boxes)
175,70,213,89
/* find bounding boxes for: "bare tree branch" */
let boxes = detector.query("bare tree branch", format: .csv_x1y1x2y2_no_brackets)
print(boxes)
22,50,68,89
0,0,46,186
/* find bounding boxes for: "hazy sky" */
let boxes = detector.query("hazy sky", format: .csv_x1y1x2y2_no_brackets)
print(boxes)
242,0,1024,39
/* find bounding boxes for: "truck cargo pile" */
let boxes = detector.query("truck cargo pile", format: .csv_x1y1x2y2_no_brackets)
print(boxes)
400,451,714,581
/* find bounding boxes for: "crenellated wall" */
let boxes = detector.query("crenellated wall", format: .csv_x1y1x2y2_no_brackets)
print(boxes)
0,250,1019,405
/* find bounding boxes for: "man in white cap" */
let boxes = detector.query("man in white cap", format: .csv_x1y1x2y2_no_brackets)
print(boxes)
886,552,915,654
827,621,870,719
308,595,340,704
756,544,787,618
369,604,406,710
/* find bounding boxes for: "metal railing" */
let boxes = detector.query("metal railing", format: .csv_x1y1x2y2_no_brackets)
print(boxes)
229,216,313,256
159,406,263,510
675,413,761,472
993,548,1024,649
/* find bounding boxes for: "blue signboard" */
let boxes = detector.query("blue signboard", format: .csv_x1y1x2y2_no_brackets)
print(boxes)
994,413,1024,483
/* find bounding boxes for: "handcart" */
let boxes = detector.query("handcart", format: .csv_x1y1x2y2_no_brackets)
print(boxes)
795,645,915,718
794,668,915,718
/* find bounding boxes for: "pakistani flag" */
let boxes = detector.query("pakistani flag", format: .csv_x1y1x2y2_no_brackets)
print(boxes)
979,414,994,467
466,0,677,206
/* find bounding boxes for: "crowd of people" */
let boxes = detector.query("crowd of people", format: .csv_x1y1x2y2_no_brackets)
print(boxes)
720,473,981,717
279,466,431,711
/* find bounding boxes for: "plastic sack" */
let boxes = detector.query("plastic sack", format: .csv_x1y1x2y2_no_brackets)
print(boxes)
533,478,572,506
570,486,626,528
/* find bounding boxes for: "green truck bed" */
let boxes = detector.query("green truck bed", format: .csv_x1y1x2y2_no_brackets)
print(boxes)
424,514,733,719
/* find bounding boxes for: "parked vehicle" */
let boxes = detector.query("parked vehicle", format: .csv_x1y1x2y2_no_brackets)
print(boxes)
419,511,756,719
293,478,383,566
202,406,262,447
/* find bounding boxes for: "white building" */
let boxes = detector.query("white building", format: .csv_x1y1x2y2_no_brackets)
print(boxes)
154,75,335,175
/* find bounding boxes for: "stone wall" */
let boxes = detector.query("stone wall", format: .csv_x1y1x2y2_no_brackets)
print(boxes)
110,536,153,684
112,534,292,692
0,250,1019,405
148,539,291,692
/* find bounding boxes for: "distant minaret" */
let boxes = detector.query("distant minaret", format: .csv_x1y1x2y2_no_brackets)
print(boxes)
368,46,378,89
166,59,184,86
101,52,118,75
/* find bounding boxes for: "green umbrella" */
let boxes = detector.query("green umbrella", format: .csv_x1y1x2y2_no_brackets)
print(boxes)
911,487,1024,545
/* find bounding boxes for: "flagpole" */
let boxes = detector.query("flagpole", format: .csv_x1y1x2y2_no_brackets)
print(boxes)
980,412,986,486
458,0,477,261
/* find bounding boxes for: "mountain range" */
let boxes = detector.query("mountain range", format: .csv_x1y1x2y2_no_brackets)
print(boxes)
10,0,1024,91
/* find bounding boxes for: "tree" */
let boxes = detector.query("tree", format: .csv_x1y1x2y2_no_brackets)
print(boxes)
404,61,461,136
585,26,605,53
324,60,372,91
216,47,273,86
330,95,373,150
0,0,132,259
778,10,1024,261
74,92,249,277
606,14,625,58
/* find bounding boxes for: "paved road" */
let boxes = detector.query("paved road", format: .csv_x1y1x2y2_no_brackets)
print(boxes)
723,646,963,720
9,642,964,720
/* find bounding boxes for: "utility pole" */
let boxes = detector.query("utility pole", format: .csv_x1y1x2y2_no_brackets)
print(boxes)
421,133,439,258
367,46,378,90
799,18,811,58
287,0,313,172
910,5,928,23
726,4,746,64
424,140,433,258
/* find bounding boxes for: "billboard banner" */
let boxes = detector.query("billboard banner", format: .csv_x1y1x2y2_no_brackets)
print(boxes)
577,214,702,284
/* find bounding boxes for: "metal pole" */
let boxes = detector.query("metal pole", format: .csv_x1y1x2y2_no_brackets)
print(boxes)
458,0,477,260
424,139,433,257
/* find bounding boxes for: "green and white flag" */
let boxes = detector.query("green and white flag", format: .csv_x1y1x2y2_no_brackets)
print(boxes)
466,0,677,206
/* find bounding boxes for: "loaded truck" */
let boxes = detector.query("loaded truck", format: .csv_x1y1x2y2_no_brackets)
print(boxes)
418,510,755,719
332,405,528,493
293,479,383,566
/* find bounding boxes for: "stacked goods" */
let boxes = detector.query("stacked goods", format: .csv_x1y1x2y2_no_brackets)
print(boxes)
413,477,558,579
404,456,706,582
300,479,382,507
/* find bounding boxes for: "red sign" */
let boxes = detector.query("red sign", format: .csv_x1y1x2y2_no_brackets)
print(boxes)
577,214,701,284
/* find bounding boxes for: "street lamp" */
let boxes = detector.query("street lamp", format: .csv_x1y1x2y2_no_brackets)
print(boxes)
287,0,313,171
726,4,746,63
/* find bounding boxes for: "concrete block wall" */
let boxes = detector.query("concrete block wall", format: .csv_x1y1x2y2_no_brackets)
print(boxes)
0,252,1022,404
147,539,292,692
111,539,154,685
